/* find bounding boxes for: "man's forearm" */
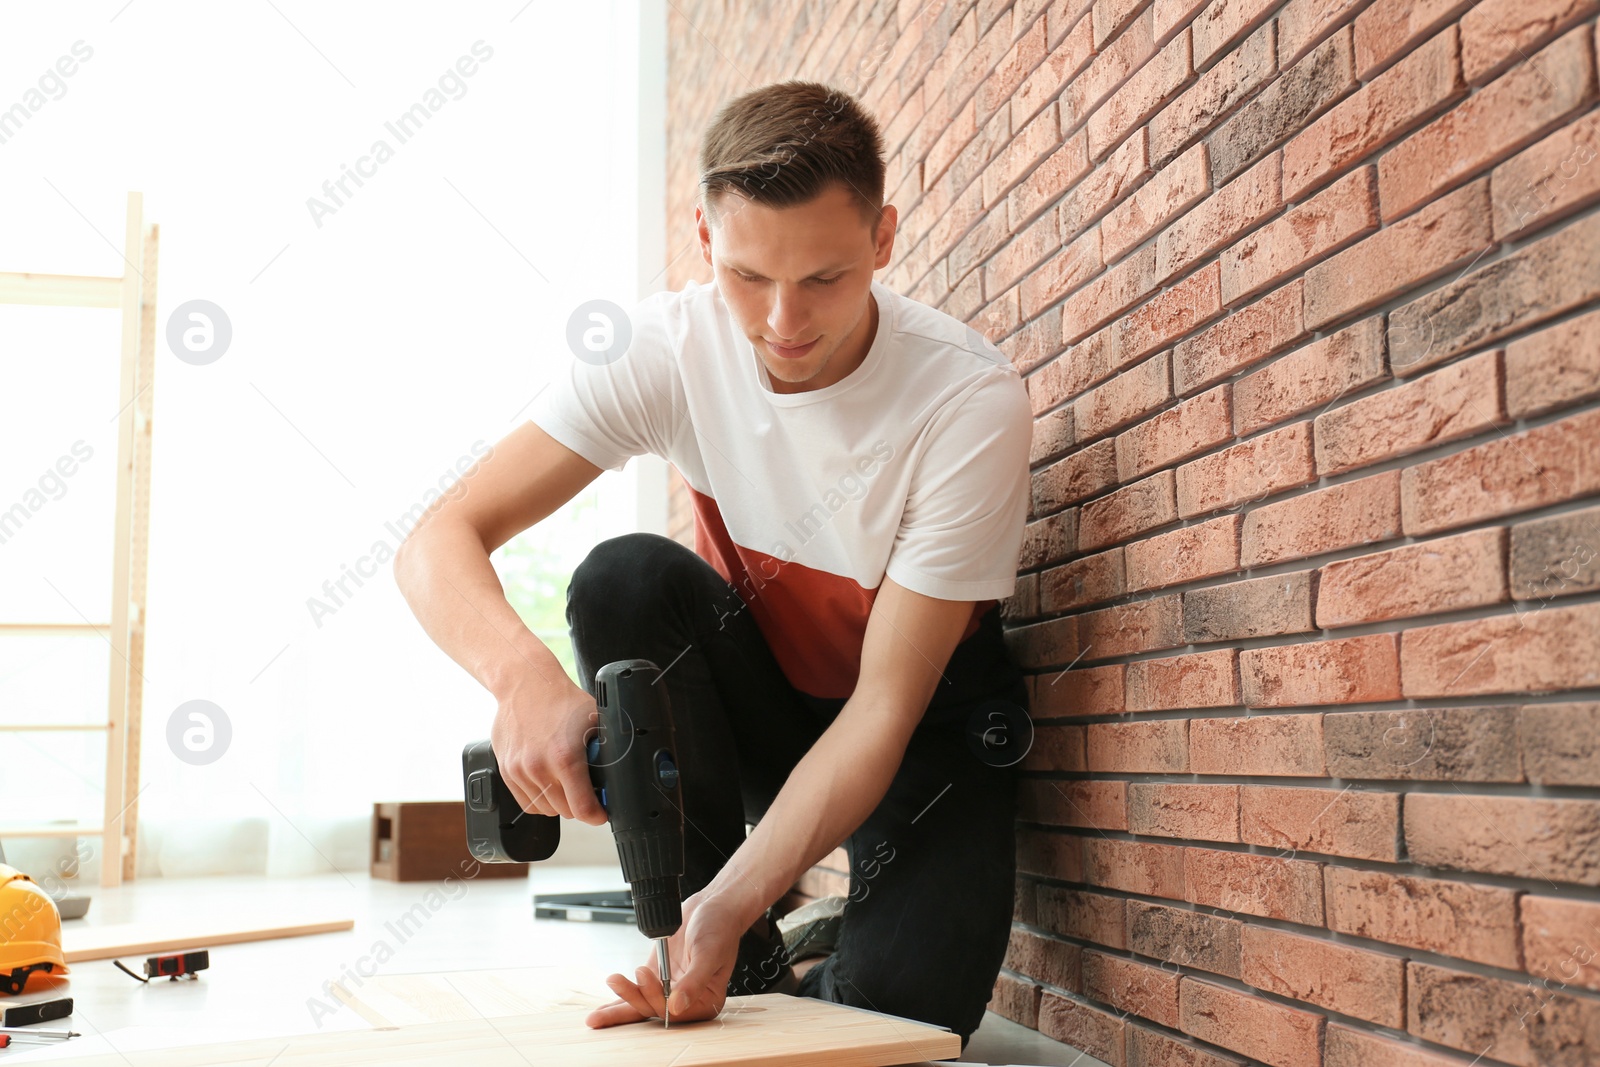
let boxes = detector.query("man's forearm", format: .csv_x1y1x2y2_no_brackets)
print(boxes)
393,520,573,702
700,696,908,929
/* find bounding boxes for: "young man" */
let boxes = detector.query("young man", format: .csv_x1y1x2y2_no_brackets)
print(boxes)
393,79,1033,1046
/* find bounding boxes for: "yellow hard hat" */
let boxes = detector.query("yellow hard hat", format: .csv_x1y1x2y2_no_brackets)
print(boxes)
0,863,70,994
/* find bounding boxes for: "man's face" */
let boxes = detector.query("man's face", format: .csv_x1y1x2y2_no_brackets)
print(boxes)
697,181,896,393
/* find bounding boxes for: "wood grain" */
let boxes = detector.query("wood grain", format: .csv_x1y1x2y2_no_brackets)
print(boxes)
39,993,960,1065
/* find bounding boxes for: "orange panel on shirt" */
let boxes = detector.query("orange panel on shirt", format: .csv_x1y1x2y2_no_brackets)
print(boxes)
687,482,991,699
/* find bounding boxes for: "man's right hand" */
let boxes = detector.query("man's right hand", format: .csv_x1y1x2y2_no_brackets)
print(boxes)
489,675,610,826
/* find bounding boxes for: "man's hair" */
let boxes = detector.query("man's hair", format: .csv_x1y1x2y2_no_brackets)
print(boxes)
698,79,887,230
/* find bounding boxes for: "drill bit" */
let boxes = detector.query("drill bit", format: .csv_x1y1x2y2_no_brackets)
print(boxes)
656,938,673,1028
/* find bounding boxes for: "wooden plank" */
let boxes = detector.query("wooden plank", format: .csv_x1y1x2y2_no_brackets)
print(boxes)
62,916,355,962
37,992,960,1065
0,823,103,837
0,270,122,307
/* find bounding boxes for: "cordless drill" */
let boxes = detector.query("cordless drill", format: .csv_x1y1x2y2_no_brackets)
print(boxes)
461,659,686,1022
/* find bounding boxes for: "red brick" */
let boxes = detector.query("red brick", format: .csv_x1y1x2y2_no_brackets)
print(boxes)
1183,571,1315,641
1377,25,1598,221
1039,993,1127,1065
1076,353,1175,443
1408,961,1600,1067
1128,1026,1247,1067
1040,546,1126,612
1240,468,1400,566
1323,705,1524,782
985,102,1062,210
1154,0,1208,43
1325,867,1522,968
1190,0,1277,69
1283,25,1465,202
1125,512,1240,591
1033,661,1126,717
1316,527,1509,627
1128,901,1242,978
1087,719,1188,772
991,972,1042,1028
1191,713,1327,775
1001,573,1040,622
1063,245,1160,342
1521,702,1600,785
1007,615,1079,669
1241,925,1405,1026
1038,885,1129,948
1208,29,1358,184
1401,601,1600,697
1242,632,1401,706
1019,226,1103,320
1305,178,1493,330
1239,785,1401,862
1179,977,1325,1066
1080,472,1179,550
1116,385,1232,480
1059,128,1153,239
1460,0,1600,86
1522,894,1600,992
1220,164,1378,305
1315,349,1506,476
1353,0,1475,78
1020,778,1129,831
1076,594,1186,660
1104,143,1211,263
1116,261,1225,365
1405,792,1600,885
1007,129,1092,232
1092,0,1146,46
1017,825,1087,880
1157,152,1283,283
1010,309,1066,379
1006,926,1084,991
1150,21,1277,166
926,95,980,197
1175,420,1315,517
1403,409,1600,535
1130,783,1241,841
1032,438,1118,512
1172,280,1306,396
1066,6,1158,125
1022,723,1088,773
1014,8,1096,127
1084,838,1188,899
1020,509,1078,570
1014,875,1037,924
976,15,1048,127
1504,305,1600,418
1496,108,1600,242
1083,950,1182,1027
1325,1023,1486,1067
1190,844,1324,921
1231,316,1386,436
1089,29,1196,161
1126,648,1239,710
1276,0,1367,69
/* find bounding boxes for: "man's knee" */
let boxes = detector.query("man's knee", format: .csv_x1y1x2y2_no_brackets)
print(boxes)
567,531,688,611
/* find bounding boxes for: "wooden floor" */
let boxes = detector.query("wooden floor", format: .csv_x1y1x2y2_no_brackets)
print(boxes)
2,867,1103,1066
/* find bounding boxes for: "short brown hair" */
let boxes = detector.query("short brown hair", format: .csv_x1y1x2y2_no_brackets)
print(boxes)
698,80,886,229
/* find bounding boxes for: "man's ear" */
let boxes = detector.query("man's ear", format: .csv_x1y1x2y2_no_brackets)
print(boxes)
696,205,713,267
872,205,897,271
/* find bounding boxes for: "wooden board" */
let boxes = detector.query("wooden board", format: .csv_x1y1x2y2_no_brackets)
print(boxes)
62,916,355,962
38,993,960,1065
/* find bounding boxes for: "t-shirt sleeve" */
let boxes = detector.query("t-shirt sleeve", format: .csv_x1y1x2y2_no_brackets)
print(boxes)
885,369,1033,601
527,293,682,472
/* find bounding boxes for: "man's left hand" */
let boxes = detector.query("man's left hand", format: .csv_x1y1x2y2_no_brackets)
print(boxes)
584,888,747,1028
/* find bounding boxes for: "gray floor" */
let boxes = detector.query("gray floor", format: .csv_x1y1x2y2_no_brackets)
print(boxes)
4,868,1105,1065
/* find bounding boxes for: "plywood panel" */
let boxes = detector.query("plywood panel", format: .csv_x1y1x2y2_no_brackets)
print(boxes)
62,916,355,962
39,993,960,1066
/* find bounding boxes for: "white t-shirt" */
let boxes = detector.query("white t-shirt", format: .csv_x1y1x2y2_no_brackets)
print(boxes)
530,276,1032,699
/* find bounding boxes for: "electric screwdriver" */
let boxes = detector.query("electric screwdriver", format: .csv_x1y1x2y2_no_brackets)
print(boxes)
461,658,686,1023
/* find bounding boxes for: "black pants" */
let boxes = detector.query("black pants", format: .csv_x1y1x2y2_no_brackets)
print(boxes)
565,532,1026,1043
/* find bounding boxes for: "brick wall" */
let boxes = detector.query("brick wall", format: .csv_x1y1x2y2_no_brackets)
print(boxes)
664,3,1600,1064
